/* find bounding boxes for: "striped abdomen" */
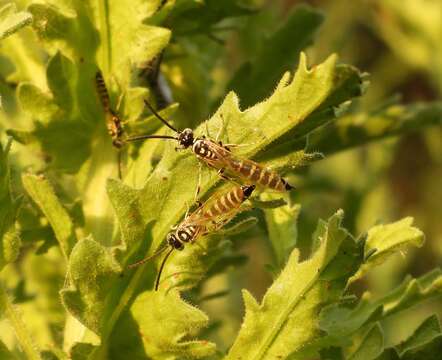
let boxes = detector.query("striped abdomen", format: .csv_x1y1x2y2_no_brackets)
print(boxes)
95,71,111,112
203,185,255,219
228,158,293,192
95,71,124,147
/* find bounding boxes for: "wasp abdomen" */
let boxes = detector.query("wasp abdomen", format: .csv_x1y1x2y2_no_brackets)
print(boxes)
229,159,291,192
204,185,254,218
95,71,111,112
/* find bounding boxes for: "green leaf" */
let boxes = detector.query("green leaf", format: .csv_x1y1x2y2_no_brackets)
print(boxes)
0,138,21,271
60,237,121,336
263,195,300,269
99,53,365,353
93,0,171,84
0,338,18,360
396,314,442,357
348,324,384,360
0,284,42,360
28,3,97,62
226,4,324,108
70,343,96,360
351,217,424,282
0,3,32,40
319,269,442,348
16,52,96,173
167,0,255,36
22,174,76,261
308,102,442,155
129,290,216,359
17,83,61,123
225,210,349,360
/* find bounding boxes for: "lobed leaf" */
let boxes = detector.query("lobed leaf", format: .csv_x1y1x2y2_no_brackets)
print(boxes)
129,290,216,359
319,269,442,349
226,210,349,359
60,237,121,336
351,217,425,283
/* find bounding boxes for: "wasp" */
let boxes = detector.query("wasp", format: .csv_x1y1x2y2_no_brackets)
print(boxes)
133,100,294,192
95,72,171,178
129,184,255,290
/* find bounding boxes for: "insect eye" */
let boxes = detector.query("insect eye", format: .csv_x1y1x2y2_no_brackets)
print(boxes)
174,239,184,250
167,234,176,245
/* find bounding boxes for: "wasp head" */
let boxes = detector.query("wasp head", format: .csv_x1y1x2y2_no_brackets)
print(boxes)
167,232,184,250
178,128,194,148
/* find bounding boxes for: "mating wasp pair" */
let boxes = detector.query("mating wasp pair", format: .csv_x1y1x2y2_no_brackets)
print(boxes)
95,71,293,290
129,184,255,290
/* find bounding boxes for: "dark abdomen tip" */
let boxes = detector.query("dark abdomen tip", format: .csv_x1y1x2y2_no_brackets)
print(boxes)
241,185,255,198
284,181,294,191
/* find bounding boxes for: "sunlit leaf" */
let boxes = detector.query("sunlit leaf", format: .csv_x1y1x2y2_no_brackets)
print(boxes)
0,3,32,40
129,290,216,359
263,195,300,269
0,139,21,271
22,174,76,260
226,210,350,359
351,217,424,282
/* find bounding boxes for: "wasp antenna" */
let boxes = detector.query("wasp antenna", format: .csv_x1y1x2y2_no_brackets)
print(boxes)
125,134,178,143
155,247,174,291
144,99,179,133
127,246,168,269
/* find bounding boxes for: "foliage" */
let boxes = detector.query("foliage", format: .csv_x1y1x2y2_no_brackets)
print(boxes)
0,1,441,360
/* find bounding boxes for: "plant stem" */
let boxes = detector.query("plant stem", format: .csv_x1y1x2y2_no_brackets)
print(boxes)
0,283,42,360
97,0,111,74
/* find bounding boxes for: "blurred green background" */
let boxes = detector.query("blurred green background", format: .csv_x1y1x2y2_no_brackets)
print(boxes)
1,0,441,355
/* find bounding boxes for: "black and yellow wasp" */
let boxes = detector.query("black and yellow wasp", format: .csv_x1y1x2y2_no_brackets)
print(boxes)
129,184,256,290
132,100,294,192
95,71,171,178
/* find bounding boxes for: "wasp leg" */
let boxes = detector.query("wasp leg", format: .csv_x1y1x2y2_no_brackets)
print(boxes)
205,119,211,138
217,168,230,181
117,149,123,179
194,162,203,202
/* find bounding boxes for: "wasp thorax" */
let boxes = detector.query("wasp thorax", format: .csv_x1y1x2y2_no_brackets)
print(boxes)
193,139,208,156
178,128,194,148
177,229,191,242
167,233,184,250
